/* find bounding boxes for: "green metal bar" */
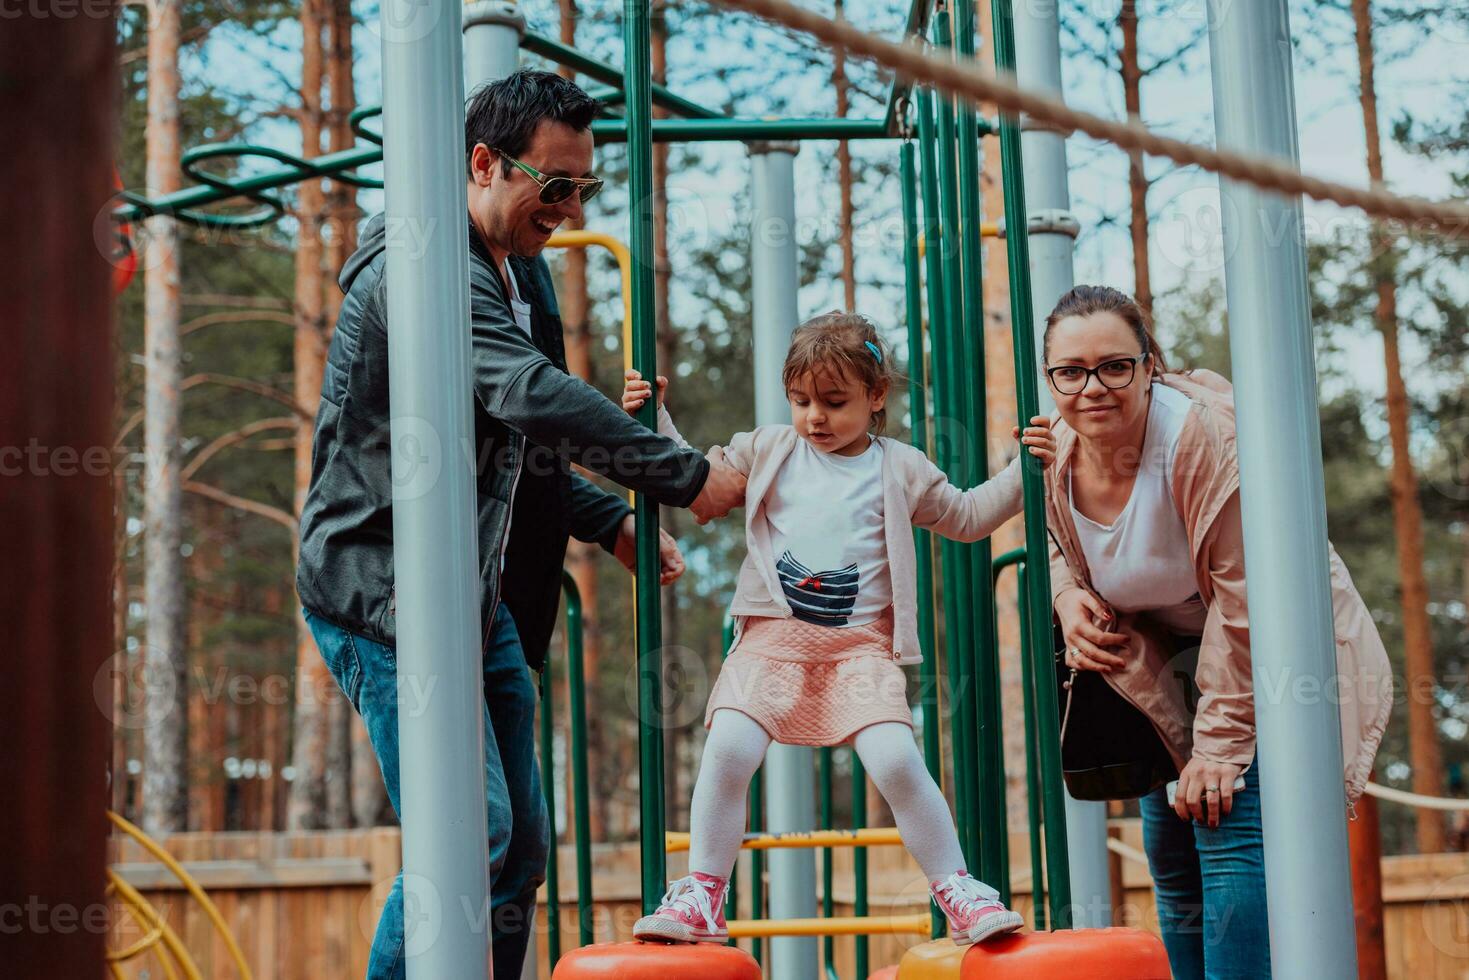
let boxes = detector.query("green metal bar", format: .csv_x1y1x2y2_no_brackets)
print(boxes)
900,141,941,788
720,618,741,948
623,0,667,915
562,572,595,947
820,748,836,980
911,110,951,940
522,30,723,120
932,10,980,873
1016,562,1047,930
851,750,870,977
952,0,1008,902
591,117,891,143
992,550,1045,929
750,761,765,966
990,0,1072,927
538,643,563,964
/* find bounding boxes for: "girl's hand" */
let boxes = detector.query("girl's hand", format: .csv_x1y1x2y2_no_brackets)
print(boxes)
1012,415,1057,466
622,368,667,415
1055,588,1128,673
1173,757,1242,828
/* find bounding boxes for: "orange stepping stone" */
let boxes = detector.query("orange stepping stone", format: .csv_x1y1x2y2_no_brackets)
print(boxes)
551,941,761,979
898,929,1169,979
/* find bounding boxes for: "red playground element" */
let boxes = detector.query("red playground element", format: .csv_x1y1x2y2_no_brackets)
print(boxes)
109,167,137,297
550,941,761,979
899,928,1170,979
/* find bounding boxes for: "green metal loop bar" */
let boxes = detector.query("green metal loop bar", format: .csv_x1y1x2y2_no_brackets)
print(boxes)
349,105,383,146
561,572,595,947
538,631,563,965
989,0,1073,928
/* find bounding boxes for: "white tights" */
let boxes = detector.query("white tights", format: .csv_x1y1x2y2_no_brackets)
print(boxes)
688,709,971,885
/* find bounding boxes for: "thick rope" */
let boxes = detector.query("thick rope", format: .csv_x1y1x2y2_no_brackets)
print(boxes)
712,0,1469,238
1365,781,1469,812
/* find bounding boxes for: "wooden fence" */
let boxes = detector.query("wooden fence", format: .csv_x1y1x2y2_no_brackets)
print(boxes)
107,823,1469,978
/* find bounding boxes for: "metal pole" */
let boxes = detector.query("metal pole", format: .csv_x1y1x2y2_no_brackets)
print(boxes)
562,573,594,947
749,141,819,980
462,0,523,91
988,0,1073,928
622,0,670,914
1010,0,1110,928
1205,1,1358,973
932,11,981,874
952,0,1008,897
380,0,491,972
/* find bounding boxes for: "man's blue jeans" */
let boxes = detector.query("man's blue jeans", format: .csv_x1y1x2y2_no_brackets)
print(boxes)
1139,755,1271,980
303,603,549,979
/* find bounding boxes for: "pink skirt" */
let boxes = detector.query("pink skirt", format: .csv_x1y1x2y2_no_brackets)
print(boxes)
703,606,913,746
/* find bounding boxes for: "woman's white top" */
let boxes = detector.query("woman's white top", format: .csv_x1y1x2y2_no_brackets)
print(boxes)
1070,383,1208,636
764,434,893,628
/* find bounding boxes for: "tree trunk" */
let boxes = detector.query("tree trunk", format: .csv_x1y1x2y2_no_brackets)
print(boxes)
287,0,334,830
142,0,190,837
835,0,856,311
1352,0,1446,853
1119,0,1151,317
2,20,117,974
1349,777,1387,979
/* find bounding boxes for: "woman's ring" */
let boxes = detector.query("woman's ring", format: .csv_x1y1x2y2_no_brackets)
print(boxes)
1067,646,1080,662
1206,786,1220,794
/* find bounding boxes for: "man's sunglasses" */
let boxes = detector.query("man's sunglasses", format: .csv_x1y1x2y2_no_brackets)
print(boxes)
497,150,604,205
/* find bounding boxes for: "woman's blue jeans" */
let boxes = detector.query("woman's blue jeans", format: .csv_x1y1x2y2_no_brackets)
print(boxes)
303,602,549,980
1139,755,1271,979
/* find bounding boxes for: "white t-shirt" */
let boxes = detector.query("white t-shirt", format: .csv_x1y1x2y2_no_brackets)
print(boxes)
764,435,892,628
1070,383,1207,635
503,262,533,339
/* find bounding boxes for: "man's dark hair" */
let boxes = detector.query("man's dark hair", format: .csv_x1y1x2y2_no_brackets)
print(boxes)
465,69,600,177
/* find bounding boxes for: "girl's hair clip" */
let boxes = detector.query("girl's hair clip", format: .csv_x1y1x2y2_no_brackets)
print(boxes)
864,340,883,363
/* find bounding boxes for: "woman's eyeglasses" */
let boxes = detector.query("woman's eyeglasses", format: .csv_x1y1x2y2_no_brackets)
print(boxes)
1046,353,1148,395
497,150,604,205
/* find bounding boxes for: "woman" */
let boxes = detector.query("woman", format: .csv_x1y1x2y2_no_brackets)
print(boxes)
1041,285,1392,979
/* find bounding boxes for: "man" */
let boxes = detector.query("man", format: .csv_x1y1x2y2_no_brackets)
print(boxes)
296,70,745,979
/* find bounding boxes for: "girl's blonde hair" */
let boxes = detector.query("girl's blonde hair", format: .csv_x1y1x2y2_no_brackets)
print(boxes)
781,311,902,435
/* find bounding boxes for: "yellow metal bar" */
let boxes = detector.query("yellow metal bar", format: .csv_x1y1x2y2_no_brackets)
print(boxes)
665,826,904,853
108,810,253,980
546,229,634,375
896,938,968,978
729,912,932,938
917,223,1000,258
107,869,199,980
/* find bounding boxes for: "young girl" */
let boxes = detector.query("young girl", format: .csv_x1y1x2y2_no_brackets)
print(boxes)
621,311,1054,947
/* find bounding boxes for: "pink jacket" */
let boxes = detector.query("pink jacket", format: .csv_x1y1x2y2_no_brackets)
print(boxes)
658,406,1024,665
1046,371,1393,803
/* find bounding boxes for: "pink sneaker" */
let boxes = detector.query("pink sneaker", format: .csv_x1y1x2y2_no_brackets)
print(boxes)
931,870,1024,945
632,871,730,944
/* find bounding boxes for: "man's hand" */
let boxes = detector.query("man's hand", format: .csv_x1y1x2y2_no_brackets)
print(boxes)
689,445,745,525
612,514,686,585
